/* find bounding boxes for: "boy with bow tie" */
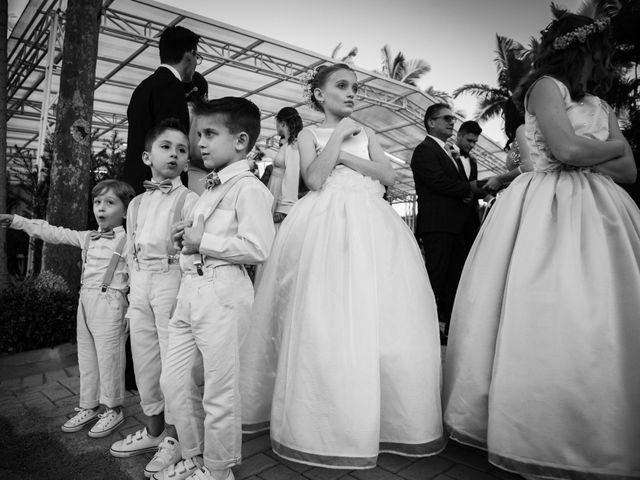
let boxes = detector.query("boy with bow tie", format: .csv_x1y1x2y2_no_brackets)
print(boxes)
0,179,135,437
153,97,274,480
110,118,198,478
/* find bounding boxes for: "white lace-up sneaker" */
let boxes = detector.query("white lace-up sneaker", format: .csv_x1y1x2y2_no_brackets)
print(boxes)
186,466,234,480
88,408,124,438
151,456,204,480
144,436,181,478
61,407,99,433
111,427,166,457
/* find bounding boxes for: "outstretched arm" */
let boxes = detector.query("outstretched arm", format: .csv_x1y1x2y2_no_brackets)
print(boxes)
1,214,85,247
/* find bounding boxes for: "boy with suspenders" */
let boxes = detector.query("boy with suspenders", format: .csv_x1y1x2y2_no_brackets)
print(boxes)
152,98,274,480
0,179,136,438
109,119,198,479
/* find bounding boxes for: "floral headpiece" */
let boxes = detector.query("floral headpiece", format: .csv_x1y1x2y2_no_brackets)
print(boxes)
552,17,610,50
300,69,319,111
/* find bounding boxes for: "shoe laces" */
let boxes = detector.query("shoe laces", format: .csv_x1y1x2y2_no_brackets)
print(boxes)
186,467,211,480
69,407,95,423
151,437,178,463
96,408,118,425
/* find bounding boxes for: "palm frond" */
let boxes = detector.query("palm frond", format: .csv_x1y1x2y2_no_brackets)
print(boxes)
453,83,499,98
575,0,621,18
380,44,394,76
474,98,509,122
494,34,526,72
330,42,343,59
400,58,430,85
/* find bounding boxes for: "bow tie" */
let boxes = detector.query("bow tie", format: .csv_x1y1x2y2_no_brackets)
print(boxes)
90,230,115,240
203,172,221,190
143,179,173,194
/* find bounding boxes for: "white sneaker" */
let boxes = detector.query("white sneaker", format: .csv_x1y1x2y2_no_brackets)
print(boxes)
186,467,234,480
61,407,99,432
144,436,181,478
111,427,166,457
88,408,125,438
152,456,203,480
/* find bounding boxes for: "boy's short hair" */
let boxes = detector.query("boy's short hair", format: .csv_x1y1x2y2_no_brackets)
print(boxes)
194,97,261,153
159,26,200,64
144,118,189,152
458,120,482,136
92,179,136,209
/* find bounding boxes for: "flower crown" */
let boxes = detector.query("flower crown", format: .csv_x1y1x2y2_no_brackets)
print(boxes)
300,69,319,111
552,17,610,50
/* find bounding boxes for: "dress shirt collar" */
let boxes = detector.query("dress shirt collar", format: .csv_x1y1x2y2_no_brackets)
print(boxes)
217,160,251,185
427,134,450,154
159,64,182,81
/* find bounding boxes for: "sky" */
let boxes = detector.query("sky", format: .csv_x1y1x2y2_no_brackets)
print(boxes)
8,0,581,144
155,0,580,144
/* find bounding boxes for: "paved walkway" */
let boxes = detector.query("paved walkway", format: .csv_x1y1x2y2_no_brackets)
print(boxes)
0,344,523,480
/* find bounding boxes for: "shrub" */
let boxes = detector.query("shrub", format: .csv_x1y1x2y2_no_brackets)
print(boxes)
0,272,77,354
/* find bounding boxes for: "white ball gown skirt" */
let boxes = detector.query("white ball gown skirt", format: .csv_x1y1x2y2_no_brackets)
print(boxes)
241,166,445,468
443,169,640,479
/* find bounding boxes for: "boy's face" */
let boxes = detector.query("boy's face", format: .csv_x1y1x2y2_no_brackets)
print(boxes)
93,188,126,231
142,129,189,181
197,114,247,171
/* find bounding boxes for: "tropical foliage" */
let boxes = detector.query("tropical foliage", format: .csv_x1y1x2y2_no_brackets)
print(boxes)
378,44,431,86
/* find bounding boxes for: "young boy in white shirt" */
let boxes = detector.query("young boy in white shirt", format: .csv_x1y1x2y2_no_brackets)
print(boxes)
109,119,199,478
0,180,135,438
152,97,275,480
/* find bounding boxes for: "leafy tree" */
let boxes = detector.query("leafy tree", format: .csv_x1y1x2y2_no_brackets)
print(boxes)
378,44,431,86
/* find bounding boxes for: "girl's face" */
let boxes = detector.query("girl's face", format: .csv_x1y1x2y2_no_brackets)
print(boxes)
276,119,288,138
315,69,358,117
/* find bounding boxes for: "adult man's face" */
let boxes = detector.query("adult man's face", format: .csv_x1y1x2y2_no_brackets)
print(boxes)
457,132,479,156
428,108,455,141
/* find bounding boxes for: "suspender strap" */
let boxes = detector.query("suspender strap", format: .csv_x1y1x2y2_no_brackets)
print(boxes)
167,188,190,256
101,235,127,292
129,195,142,261
194,171,257,275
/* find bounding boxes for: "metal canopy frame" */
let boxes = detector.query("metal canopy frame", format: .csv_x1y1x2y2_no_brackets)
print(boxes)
7,0,507,202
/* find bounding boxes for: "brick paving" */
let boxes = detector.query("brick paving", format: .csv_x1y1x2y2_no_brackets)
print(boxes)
0,344,523,480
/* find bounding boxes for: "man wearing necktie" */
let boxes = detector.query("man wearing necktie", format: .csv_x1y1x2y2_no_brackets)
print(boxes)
410,104,485,343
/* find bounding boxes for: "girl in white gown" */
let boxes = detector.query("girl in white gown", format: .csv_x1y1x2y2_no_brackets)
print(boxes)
241,63,445,469
443,13,640,480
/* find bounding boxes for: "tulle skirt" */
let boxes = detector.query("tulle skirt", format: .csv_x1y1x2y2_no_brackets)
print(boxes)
241,167,445,468
443,169,640,479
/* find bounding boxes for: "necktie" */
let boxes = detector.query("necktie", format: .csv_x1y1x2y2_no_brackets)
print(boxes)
143,179,173,194
204,172,221,190
90,230,115,240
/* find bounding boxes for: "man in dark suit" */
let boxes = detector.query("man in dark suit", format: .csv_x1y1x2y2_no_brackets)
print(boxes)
411,104,484,342
122,25,200,194
449,120,483,252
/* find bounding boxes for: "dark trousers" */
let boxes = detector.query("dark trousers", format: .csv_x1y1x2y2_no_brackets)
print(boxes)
420,232,468,333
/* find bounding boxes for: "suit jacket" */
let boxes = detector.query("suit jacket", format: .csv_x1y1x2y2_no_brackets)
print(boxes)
123,67,190,194
410,136,475,235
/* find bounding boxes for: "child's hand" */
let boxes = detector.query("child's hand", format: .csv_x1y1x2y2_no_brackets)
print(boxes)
0,214,15,228
171,220,190,251
182,215,205,255
335,118,361,141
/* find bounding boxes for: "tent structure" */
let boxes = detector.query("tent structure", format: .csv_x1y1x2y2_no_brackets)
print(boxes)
7,0,507,202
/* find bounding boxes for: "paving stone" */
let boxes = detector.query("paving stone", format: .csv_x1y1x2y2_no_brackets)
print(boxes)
41,382,75,402
242,433,272,458
236,453,278,479
57,375,81,394
303,467,350,480
377,454,417,474
351,466,402,480
260,464,308,480
440,442,492,473
23,394,56,413
444,464,500,480
21,373,44,387
44,368,70,383
397,456,453,480
485,466,523,480
65,365,80,377
0,377,22,389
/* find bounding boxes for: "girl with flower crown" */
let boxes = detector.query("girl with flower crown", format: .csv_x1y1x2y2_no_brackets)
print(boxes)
240,63,445,468
443,13,640,480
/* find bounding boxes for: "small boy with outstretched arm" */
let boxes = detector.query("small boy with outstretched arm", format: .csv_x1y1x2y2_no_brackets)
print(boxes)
0,180,135,438
109,118,199,479
152,97,275,480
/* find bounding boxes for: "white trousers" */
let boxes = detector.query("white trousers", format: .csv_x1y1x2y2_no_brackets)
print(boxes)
128,263,181,422
161,265,253,470
77,288,128,409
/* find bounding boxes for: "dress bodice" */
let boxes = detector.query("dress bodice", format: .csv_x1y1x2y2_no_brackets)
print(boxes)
525,76,610,172
307,126,385,196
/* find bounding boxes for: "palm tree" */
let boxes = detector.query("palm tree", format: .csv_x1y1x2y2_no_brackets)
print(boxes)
453,34,533,122
378,44,431,86
330,42,358,66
